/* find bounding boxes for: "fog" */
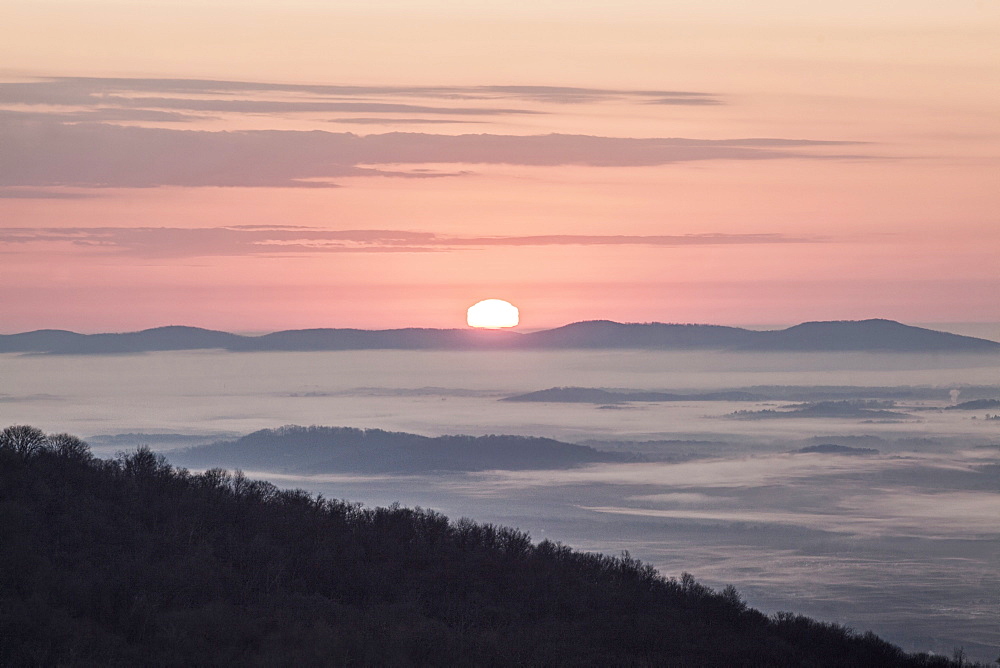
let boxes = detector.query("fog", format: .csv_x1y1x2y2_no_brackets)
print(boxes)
1,348,998,660
4,349,1000,440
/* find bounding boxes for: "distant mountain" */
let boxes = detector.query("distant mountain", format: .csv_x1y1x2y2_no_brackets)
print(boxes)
793,444,880,456
172,425,631,473
508,385,1000,403
2,319,997,354
503,387,762,403
86,432,233,449
0,326,243,354
0,329,86,353
229,327,519,352
945,399,1000,411
734,319,1000,352
516,320,757,349
729,401,912,421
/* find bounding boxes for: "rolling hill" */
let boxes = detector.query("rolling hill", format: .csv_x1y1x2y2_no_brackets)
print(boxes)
1,319,997,354
172,424,632,473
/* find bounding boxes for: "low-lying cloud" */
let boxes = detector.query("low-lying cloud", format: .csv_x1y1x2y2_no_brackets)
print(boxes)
0,77,722,109
0,226,817,258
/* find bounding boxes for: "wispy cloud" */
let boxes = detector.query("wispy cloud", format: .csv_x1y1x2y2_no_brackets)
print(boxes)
0,108,209,124
0,119,869,189
0,226,819,258
0,188,95,199
105,96,539,116
0,77,722,110
331,118,483,125
0,76,873,189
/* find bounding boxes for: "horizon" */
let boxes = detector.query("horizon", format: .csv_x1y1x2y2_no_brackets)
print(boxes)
4,317,1000,346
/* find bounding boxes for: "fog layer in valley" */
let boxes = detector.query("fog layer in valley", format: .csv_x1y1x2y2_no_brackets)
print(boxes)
1,348,998,660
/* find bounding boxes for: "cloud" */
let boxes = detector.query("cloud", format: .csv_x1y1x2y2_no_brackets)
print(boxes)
0,117,869,189
0,108,209,124
644,97,724,106
450,233,816,247
331,118,483,125
0,77,723,109
0,188,95,199
0,77,872,189
457,85,719,105
0,226,818,258
105,95,540,116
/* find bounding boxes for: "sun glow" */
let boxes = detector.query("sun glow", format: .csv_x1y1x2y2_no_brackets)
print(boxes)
466,299,520,329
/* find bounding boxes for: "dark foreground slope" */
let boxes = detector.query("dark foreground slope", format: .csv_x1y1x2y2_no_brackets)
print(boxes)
0,427,969,667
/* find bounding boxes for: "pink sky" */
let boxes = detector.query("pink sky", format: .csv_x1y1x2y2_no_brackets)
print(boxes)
1,1,998,332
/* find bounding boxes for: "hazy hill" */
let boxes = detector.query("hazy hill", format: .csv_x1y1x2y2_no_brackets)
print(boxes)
230,327,520,351
794,444,880,456
0,329,86,353
735,319,1000,352
0,427,967,667
503,387,762,403
729,401,912,421
507,385,1000,404
172,425,631,473
0,325,243,354
1,319,997,354
945,399,1000,411
516,320,757,349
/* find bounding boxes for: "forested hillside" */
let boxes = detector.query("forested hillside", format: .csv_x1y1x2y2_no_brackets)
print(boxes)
0,426,974,666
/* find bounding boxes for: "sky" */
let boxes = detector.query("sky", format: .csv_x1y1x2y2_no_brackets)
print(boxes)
1,0,998,332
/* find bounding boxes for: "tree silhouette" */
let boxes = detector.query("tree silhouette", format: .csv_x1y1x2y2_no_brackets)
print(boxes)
0,425,980,667
0,424,47,456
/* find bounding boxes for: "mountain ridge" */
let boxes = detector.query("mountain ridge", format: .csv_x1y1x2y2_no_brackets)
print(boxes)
1,318,996,354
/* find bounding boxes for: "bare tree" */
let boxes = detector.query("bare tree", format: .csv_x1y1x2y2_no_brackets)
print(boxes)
0,425,48,456
46,433,92,461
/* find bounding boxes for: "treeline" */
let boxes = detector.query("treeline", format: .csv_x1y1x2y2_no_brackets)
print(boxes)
0,426,975,666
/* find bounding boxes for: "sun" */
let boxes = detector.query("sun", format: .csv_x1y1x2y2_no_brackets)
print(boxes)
467,299,520,329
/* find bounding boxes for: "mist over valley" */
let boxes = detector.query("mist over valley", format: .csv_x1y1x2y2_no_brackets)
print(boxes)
3,341,998,661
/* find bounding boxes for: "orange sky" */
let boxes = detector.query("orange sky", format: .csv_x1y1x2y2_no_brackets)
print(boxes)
1,1,998,332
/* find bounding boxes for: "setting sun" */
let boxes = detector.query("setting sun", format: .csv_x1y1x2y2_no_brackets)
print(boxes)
466,299,520,329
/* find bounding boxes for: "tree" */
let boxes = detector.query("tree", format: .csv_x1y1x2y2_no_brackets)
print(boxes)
0,425,47,456
46,433,92,461
721,584,747,612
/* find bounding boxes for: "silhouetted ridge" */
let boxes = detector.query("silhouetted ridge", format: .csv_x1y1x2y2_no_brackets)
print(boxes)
173,424,630,473
0,329,85,353
945,399,1000,410
503,387,762,403
1,319,996,353
231,326,521,351
1,325,244,354
0,425,967,667
737,319,1000,352
794,444,880,456
518,320,758,349
729,400,912,420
